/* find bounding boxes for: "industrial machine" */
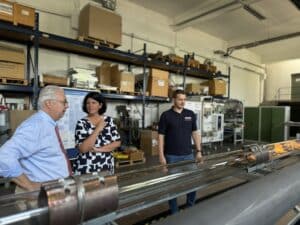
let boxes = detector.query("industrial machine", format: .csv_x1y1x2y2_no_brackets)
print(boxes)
115,105,139,147
224,99,244,144
2,139,300,225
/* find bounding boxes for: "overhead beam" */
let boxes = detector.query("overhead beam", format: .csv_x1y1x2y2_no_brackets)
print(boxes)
172,0,240,31
172,0,263,31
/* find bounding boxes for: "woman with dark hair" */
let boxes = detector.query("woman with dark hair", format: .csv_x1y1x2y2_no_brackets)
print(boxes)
73,92,121,175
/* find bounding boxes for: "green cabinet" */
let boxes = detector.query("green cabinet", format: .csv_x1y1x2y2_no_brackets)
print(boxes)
245,106,290,142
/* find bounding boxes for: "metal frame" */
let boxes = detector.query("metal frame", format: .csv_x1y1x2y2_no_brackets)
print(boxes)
0,12,229,110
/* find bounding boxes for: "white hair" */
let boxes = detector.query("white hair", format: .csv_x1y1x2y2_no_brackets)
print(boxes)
38,85,63,109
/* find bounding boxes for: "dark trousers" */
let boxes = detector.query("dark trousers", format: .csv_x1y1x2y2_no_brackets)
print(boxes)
165,153,197,214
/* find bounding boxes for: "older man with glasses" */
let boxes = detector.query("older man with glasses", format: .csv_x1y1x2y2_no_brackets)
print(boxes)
0,85,72,192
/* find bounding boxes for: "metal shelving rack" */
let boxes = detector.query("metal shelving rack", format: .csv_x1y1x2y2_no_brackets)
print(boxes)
0,13,229,127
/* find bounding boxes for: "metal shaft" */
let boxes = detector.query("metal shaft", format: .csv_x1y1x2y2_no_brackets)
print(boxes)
155,160,300,225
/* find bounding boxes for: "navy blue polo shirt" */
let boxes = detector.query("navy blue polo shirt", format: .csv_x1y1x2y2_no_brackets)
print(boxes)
158,108,197,155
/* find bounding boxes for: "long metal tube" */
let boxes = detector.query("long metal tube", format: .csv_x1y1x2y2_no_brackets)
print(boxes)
0,158,240,225
227,31,300,52
155,160,300,225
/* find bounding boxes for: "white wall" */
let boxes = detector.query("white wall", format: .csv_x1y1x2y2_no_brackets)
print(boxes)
265,59,300,101
8,0,264,124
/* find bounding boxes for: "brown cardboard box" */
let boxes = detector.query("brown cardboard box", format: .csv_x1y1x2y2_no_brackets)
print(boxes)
0,0,13,22
110,65,134,92
96,62,111,86
13,3,35,28
148,69,169,97
150,68,169,80
202,79,226,96
148,77,168,97
9,110,36,135
0,46,25,64
42,74,69,86
129,150,144,161
0,61,24,79
140,130,158,156
185,83,208,94
185,83,201,93
79,4,122,46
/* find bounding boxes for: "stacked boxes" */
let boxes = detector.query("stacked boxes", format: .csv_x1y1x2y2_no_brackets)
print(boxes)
140,130,159,156
79,4,122,46
0,0,35,28
42,74,69,86
202,79,226,96
0,46,25,79
185,83,208,94
110,65,135,92
148,69,169,97
0,0,13,22
96,62,112,86
13,3,35,28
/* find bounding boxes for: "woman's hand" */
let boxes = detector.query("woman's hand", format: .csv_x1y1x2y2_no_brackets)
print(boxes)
95,116,107,132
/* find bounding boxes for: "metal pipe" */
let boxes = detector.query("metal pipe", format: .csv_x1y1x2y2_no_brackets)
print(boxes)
0,207,48,225
173,1,238,27
155,161,300,225
228,31,300,52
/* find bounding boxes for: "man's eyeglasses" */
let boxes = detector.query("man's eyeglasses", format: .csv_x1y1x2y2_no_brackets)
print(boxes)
52,99,68,106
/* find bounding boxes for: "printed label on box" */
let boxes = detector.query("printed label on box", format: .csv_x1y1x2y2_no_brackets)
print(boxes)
21,9,30,16
152,139,158,147
121,81,128,86
157,80,165,87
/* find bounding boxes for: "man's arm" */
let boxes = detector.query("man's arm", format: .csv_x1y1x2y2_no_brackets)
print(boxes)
12,174,41,191
192,131,203,162
158,134,166,165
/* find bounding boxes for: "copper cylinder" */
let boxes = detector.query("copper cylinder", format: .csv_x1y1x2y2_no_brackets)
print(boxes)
38,174,118,225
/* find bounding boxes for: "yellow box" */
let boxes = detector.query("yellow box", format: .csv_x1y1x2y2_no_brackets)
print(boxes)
0,61,24,79
0,0,13,23
13,3,35,28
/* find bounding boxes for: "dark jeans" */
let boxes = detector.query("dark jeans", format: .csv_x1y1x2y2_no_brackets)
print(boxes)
165,153,197,214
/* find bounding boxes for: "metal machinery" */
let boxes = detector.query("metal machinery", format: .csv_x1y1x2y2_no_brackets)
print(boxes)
115,105,139,147
2,140,300,225
158,96,225,144
224,99,244,144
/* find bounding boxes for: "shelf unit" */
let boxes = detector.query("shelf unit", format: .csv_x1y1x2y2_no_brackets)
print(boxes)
0,13,230,127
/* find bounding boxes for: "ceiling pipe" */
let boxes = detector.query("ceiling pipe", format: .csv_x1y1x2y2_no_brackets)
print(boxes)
173,1,238,27
227,31,300,54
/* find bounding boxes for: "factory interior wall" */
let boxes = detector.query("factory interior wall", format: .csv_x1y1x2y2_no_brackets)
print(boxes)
265,59,300,102
14,0,264,126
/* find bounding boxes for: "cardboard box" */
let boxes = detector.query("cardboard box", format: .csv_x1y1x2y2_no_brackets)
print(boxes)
185,83,208,94
185,83,201,93
42,74,69,86
202,79,226,96
0,61,24,79
150,68,169,80
0,45,25,64
0,0,13,22
148,76,168,97
13,3,35,28
96,62,111,86
78,4,122,46
129,150,144,161
8,110,36,135
140,130,159,156
110,65,134,92
148,69,169,97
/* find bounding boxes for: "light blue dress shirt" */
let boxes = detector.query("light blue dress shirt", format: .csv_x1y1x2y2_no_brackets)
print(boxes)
0,110,69,182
